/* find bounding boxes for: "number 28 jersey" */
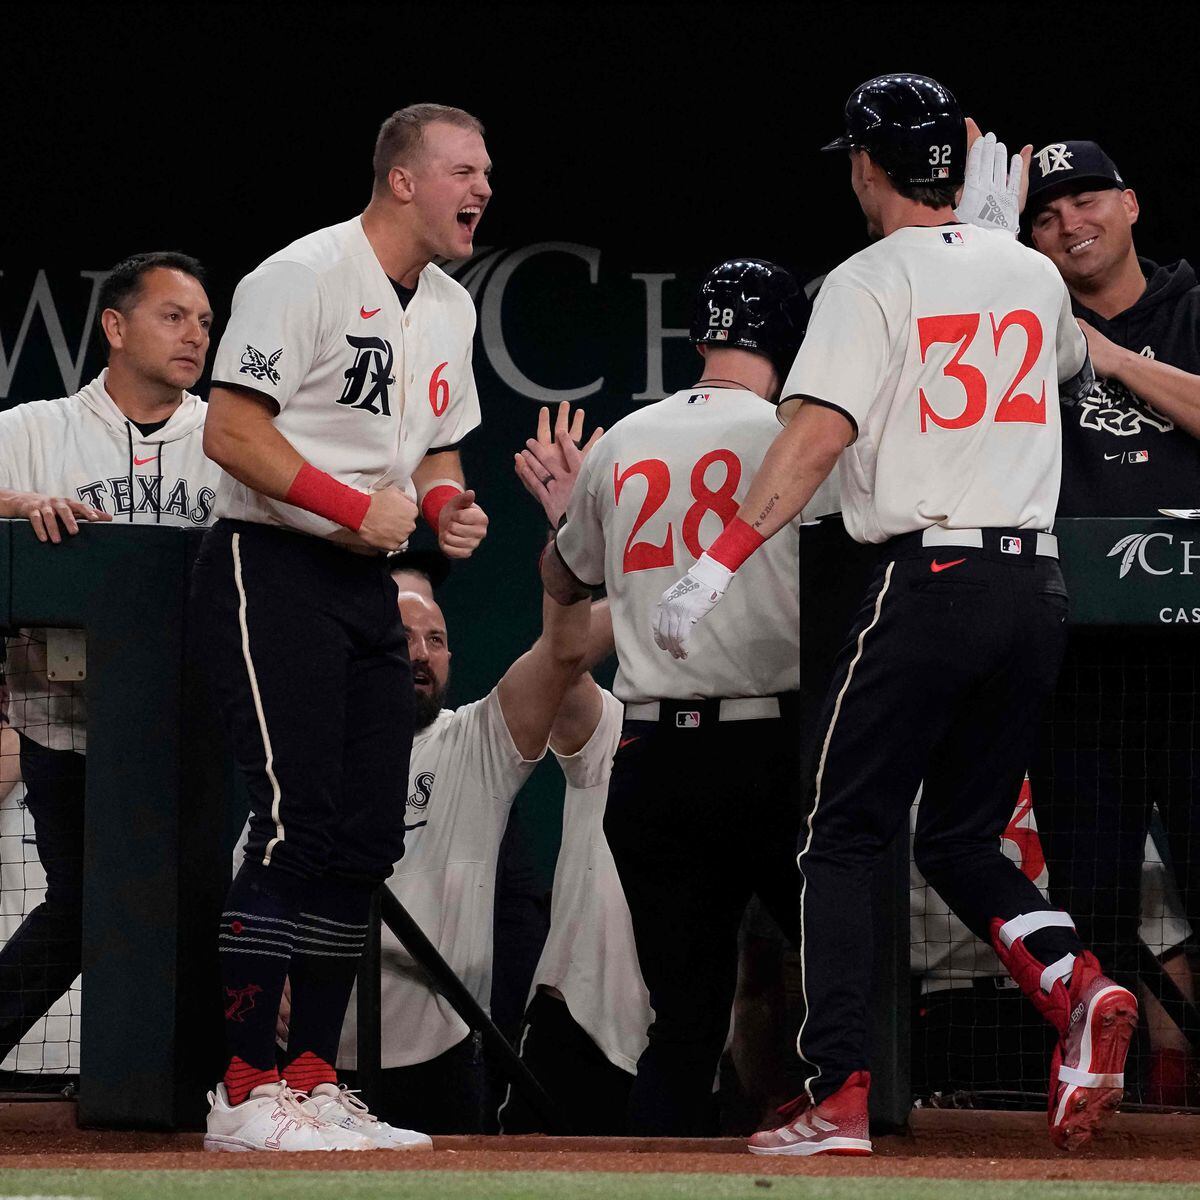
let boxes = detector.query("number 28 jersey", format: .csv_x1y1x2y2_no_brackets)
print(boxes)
556,388,838,703
780,225,1087,544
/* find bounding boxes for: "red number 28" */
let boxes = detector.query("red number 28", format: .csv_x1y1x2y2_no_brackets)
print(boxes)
918,309,1046,432
613,449,742,574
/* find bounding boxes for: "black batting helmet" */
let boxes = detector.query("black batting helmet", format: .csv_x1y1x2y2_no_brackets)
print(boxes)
822,73,966,186
690,258,810,381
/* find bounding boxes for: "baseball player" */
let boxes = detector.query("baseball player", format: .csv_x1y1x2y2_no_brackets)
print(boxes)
654,75,1135,1155
540,259,838,1136
196,103,491,1152
498,601,653,1136
0,251,220,1067
326,409,600,1133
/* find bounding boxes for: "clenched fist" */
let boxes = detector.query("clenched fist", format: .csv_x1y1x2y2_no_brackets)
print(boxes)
359,485,419,551
438,488,489,559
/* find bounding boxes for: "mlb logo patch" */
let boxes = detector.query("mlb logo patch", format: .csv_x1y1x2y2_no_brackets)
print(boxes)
676,711,701,729
1131,449,1149,463
933,166,950,179
941,230,964,245
711,329,729,341
687,393,710,405
1001,536,1023,555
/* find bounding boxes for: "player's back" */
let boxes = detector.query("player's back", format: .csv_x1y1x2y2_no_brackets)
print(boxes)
558,387,837,702
801,225,1083,543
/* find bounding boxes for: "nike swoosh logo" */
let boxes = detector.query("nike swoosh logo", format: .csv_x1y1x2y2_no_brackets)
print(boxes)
1104,452,1122,460
360,306,381,319
133,455,156,465
930,558,967,574
618,736,640,750
404,820,428,831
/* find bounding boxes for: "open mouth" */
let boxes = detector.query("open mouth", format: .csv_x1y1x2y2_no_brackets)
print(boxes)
413,668,434,690
1067,237,1097,255
457,205,482,232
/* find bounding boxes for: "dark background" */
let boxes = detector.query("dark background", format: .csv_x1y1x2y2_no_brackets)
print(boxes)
3,0,1198,880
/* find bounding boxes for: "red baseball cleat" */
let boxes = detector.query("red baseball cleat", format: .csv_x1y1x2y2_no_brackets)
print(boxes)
1049,960,1138,1151
747,1070,872,1156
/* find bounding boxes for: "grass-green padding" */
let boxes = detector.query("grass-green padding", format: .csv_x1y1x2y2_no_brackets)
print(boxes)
0,1172,1191,1200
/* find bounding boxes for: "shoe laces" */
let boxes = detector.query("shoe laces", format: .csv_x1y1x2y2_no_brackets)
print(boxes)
266,1081,324,1128
327,1085,380,1126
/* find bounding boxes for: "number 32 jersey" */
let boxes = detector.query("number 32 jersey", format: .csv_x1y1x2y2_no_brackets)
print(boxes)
556,388,838,703
780,224,1087,544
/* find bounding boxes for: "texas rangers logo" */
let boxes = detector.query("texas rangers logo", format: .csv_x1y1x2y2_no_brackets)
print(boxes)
239,345,283,384
1034,143,1073,175
406,770,434,831
339,335,395,416
224,983,262,1023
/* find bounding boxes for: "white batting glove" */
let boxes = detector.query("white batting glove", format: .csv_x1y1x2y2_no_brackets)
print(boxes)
955,131,1022,237
652,554,733,660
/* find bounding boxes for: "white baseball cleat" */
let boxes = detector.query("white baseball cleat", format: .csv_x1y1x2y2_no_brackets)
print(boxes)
304,1083,434,1150
204,1081,373,1151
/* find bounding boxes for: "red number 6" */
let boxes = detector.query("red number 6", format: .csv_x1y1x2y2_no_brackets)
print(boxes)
429,362,450,417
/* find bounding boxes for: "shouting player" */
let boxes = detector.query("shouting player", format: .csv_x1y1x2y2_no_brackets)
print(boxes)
654,74,1136,1155
195,103,491,1152
539,259,837,1136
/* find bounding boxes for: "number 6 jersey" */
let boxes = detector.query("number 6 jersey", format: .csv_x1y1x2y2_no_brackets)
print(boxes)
556,388,839,702
210,217,481,542
780,224,1088,545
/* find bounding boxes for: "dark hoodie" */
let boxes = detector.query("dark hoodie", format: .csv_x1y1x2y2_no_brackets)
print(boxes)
1059,256,1200,516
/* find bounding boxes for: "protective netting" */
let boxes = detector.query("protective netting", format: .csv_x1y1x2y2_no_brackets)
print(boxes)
0,629,84,1091
910,626,1200,1112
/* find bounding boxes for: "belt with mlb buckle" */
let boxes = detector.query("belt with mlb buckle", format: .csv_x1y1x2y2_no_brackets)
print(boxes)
892,527,1059,559
624,696,782,726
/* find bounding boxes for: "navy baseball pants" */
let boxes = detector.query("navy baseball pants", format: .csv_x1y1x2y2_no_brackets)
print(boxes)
191,519,413,1097
796,530,1083,1103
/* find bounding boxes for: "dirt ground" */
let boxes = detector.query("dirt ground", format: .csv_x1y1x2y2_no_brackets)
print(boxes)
0,1106,1198,1183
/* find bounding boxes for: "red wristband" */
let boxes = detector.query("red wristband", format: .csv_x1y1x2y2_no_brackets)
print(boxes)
706,517,765,571
284,463,371,532
421,483,462,530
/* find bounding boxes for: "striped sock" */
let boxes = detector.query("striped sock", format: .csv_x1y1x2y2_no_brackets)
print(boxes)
283,881,372,1079
223,1055,280,1107
282,1049,337,1093
218,862,305,1103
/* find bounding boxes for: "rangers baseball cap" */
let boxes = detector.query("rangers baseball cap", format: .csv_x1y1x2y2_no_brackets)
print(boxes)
1026,140,1126,217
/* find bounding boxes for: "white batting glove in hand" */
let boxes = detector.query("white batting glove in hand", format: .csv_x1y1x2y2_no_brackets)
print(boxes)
955,131,1022,237
652,553,733,660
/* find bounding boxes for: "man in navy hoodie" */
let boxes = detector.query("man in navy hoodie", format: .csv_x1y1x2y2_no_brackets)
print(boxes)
1027,141,1200,1101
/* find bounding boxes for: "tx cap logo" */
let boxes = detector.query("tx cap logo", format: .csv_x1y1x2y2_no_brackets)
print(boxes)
1034,143,1073,175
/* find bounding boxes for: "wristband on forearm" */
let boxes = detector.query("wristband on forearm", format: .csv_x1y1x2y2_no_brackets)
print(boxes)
706,517,765,572
419,479,463,530
284,463,371,531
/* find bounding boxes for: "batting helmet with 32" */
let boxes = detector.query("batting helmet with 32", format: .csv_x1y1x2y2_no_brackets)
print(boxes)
822,73,966,187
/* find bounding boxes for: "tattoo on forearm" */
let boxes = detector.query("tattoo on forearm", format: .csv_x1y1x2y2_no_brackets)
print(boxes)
753,495,779,528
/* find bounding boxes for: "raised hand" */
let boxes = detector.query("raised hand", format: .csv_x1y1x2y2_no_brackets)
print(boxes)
514,400,604,527
438,488,489,559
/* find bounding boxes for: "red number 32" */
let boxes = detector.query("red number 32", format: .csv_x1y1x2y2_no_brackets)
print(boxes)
613,450,742,574
917,310,1046,432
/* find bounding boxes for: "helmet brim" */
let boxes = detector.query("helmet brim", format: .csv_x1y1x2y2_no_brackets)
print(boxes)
821,135,855,152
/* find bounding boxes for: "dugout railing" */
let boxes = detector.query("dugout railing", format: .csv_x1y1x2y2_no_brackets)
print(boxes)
1,516,1195,1130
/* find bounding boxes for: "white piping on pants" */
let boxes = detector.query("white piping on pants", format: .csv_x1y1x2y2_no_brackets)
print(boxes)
231,532,285,865
795,560,894,1102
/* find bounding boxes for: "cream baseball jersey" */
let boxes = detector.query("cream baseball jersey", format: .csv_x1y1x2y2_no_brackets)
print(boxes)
780,225,1088,544
211,216,481,542
528,689,650,1074
556,389,839,702
0,370,221,751
336,689,542,1069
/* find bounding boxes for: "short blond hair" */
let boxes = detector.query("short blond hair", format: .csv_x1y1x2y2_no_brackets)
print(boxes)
372,103,485,191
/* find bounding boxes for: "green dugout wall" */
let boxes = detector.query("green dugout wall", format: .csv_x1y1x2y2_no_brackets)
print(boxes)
1,516,1196,1129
